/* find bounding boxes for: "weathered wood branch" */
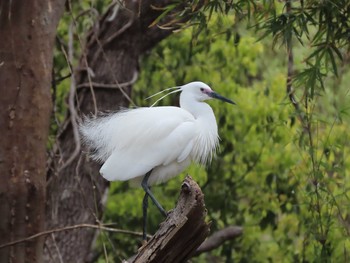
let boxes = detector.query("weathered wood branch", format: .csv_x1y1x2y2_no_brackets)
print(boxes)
130,176,210,263
195,226,243,256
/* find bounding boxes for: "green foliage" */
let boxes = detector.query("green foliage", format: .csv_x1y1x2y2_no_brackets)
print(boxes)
253,0,350,97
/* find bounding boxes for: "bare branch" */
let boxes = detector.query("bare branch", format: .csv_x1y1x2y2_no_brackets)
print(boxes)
194,226,243,256
77,71,138,89
0,224,146,249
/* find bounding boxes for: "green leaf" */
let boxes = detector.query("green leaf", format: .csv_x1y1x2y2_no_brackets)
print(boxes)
327,47,338,76
148,3,179,28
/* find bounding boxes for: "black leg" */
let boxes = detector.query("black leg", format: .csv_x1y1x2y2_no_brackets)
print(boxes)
141,170,167,217
142,192,148,241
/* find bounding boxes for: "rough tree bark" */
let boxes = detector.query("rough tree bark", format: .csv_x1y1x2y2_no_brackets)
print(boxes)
0,1,65,262
44,1,202,262
131,176,210,263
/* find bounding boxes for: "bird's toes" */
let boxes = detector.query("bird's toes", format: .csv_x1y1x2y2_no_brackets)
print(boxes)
140,239,148,248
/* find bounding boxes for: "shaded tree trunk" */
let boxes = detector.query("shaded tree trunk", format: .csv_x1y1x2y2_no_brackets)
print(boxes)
0,1,65,262
44,1,202,262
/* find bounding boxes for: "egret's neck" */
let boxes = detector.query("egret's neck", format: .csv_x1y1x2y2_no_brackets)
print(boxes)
180,91,219,165
180,95,216,123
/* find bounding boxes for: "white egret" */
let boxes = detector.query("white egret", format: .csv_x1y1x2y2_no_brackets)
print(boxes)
79,81,235,240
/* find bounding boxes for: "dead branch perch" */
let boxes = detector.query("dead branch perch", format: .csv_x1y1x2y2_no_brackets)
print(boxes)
130,175,210,263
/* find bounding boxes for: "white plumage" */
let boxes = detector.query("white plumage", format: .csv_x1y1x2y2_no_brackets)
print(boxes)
80,81,235,186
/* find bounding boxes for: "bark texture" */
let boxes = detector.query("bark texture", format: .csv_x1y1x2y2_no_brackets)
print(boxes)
0,1,65,262
44,1,202,262
131,176,210,263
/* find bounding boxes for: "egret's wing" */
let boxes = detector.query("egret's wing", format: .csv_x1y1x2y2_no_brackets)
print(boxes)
81,107,197,181
100,120,195,181
80,107,193,161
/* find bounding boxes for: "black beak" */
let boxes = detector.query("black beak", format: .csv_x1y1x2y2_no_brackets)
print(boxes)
209,91,236,105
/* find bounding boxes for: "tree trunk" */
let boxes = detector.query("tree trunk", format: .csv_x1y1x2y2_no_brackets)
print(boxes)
0,1,65,262
44,1,202,262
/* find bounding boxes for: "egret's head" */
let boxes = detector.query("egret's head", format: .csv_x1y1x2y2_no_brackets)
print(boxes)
181,81,236,105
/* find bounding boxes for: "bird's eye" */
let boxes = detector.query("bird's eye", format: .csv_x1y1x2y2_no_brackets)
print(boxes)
200,88,204,92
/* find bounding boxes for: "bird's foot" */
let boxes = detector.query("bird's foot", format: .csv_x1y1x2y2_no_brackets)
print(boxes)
138,239,148,251
141,239,148,246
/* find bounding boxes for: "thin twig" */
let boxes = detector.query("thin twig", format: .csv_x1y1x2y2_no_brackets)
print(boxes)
55,73,72,83
67,0,98,114
51,233,64,263
90,2,134,65
285,0,304,125
103,14,134,46
77,71,138,89
0,224,146,249
58,21,81,172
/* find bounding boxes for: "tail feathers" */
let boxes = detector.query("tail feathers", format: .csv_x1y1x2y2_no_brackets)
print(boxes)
79,114,116,162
